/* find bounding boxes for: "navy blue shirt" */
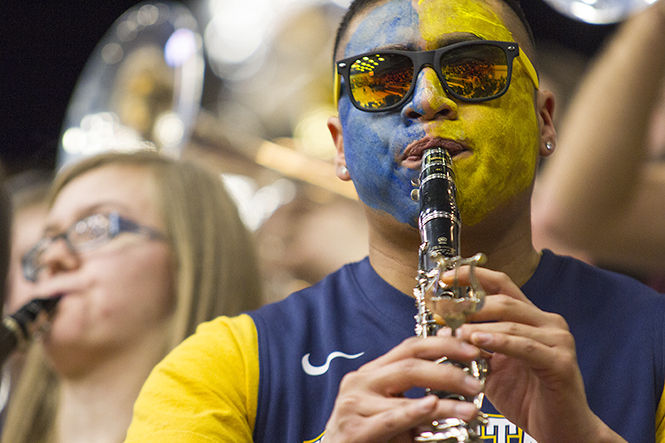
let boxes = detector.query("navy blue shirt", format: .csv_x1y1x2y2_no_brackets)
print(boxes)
249,250,665,442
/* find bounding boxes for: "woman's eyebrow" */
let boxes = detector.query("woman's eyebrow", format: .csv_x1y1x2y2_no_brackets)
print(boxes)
42,201,131,234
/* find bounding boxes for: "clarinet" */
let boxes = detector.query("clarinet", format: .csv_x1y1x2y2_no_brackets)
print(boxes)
0,296,61,366
412,147,488,442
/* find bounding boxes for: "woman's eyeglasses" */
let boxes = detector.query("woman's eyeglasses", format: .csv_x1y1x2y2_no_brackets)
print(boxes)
334,40,539,112
21,212,166,282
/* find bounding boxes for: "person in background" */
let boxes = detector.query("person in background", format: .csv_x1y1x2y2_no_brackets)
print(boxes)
0,170,52,426
1,150,262,443
5,170,52,313
0,162,11,311
125,1,664,441
532,1,665,289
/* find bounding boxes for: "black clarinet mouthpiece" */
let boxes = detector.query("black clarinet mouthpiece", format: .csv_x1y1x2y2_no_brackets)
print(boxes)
418,147,460,270
0,296,62,366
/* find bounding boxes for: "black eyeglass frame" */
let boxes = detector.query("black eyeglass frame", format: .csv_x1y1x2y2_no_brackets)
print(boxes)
21,211,166,282
334,40,539,112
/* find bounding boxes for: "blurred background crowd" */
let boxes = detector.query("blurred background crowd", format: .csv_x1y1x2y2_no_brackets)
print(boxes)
0,0,659,302
2,1,664,440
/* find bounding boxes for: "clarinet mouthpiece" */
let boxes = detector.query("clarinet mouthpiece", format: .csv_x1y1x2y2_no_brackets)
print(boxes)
0,295,62,366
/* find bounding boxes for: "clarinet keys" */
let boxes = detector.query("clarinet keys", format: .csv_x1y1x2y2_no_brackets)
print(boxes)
413,147,488,442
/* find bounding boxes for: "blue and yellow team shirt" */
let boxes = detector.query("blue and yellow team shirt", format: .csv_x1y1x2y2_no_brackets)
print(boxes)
126,251,665,442
249,252,665,442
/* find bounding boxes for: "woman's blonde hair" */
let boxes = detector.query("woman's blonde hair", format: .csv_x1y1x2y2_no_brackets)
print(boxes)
2,150,263,442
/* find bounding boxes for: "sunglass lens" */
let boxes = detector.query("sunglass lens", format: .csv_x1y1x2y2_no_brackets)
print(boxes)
348,53,413,110
440,44,509,99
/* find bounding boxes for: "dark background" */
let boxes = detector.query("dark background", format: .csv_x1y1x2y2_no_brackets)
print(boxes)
0,1,616,177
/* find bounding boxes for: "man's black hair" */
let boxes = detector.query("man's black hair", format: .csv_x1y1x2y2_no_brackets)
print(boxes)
332,0,535,62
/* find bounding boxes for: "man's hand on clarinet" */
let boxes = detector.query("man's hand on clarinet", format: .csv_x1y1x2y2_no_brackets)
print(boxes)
323,334,483,443
449,266,626,443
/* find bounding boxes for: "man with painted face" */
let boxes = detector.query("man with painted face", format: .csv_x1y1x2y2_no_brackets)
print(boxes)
125,0,665,442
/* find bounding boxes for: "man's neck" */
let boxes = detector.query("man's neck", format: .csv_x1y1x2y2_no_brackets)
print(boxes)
365,207,421,296
366,198,541,296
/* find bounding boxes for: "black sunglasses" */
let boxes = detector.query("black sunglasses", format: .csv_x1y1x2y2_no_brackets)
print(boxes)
334,40,539,112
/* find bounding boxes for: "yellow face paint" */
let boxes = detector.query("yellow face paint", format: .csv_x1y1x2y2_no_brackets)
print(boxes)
416,0,539,225
417,0,514,43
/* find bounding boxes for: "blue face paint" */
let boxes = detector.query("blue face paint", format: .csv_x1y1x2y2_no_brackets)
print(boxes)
337,0,540,227
339,1,424,226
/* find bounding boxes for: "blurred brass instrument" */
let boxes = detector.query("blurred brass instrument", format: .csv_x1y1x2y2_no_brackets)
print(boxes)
411,147,488,442
58,1,204,169
542,0,657,24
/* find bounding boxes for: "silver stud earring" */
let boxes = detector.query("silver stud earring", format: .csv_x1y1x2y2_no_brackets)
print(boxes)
545,141,554,152
338,166,348,176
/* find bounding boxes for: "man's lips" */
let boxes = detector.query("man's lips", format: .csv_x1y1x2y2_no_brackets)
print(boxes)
399,137,468,168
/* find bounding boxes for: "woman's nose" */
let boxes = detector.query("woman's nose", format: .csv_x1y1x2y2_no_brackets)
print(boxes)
35,237,81,281
401,67,458,121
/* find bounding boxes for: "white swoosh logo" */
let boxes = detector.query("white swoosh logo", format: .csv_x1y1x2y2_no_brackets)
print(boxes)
301,351,365,376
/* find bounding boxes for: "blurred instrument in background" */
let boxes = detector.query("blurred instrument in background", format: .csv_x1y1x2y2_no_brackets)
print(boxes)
57,1,204,168
542,0,658,24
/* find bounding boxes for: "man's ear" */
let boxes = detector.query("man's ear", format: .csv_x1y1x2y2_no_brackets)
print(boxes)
328,116,351,180
537,89,557,157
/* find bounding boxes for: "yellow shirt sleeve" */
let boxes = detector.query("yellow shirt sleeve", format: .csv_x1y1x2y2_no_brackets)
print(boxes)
657,384,665,442
124,314,259,443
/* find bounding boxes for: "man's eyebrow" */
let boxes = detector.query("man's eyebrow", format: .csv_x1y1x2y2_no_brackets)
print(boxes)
430,33,482,48
370,33,483,52
362,42,415,52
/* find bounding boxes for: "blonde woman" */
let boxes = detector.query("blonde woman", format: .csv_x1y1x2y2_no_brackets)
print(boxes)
1,150,262,443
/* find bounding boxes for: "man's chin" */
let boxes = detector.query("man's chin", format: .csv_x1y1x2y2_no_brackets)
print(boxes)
386,208,419,228
365,205,419,230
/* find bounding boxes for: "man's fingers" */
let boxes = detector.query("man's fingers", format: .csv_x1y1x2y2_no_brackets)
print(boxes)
459,320,571,349
466,329,577,374
363,357,483,398
441,266,533,305
465,294,570,329
326,395,480,442
361,335,480,370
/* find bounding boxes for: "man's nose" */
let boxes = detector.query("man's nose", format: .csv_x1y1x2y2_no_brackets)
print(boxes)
401,67,458,121
35,238,81,281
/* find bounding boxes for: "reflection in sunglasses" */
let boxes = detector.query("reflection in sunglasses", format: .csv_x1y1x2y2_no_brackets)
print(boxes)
335,40,538,112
